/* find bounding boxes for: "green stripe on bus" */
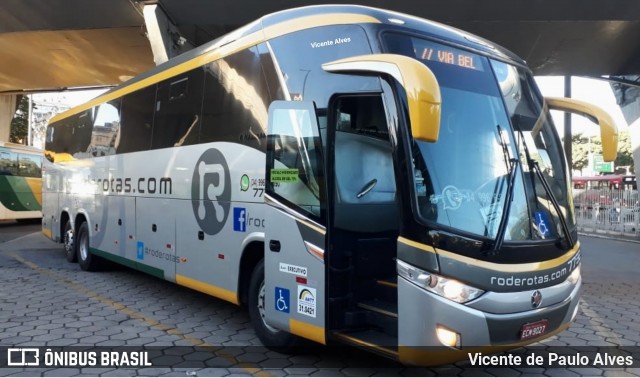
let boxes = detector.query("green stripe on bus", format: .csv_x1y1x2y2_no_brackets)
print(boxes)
90,248,165,279
0,175,41,211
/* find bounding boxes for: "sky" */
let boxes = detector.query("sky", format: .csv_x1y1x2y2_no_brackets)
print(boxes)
32,89,107,111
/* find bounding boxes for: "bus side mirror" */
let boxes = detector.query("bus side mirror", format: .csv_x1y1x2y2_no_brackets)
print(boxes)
545,97,619,162
322,53,441,143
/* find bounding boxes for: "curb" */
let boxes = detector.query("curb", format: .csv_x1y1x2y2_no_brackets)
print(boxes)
578,232,640,244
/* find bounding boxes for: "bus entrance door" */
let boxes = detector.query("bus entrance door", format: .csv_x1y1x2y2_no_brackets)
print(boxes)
263,101,327,345
326,92,400,354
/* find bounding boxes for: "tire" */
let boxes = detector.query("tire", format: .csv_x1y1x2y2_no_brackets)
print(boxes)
248,259,299,350
77,222,100,271
63,220,77,263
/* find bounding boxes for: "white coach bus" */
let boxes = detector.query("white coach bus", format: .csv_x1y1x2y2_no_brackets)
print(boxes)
42,5,618,365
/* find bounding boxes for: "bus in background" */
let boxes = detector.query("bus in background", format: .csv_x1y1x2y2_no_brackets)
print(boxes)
0,142,42,222
42,5,618,365
573,174,637,191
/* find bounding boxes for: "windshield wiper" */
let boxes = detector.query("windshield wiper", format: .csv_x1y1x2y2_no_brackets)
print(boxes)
515,126,574,248
489,125,518,255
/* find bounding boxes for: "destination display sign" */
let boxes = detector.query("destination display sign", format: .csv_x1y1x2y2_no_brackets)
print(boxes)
414,40,483,71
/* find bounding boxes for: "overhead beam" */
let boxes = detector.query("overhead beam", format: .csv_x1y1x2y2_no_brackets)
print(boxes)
0,28,154,92
143,3,194,65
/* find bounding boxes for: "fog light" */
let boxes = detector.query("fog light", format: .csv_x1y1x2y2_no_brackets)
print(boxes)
436,325,460,349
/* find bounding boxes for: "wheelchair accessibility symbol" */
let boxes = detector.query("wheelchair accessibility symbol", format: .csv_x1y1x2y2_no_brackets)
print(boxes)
535,211,551,238
275,287,290,313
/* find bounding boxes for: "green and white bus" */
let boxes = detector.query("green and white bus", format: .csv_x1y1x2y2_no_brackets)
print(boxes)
43,5,618,365
0,142,42,221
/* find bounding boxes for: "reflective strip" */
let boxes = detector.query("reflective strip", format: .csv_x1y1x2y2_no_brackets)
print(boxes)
398,236,436,254
176,274,239,305
289,319,325,344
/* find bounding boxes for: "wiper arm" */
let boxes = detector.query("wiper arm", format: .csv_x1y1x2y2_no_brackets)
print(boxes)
490,125,518,255
529,160,574,248
515,127,574,248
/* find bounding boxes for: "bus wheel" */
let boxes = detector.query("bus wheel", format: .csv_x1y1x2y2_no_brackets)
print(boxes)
63,220,77,263
248,259,298,351
77,222,99,271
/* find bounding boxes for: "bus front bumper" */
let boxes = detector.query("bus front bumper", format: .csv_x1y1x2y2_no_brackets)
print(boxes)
397,275,582,366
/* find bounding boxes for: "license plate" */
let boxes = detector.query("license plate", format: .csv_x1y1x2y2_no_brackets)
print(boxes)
520,319,548,340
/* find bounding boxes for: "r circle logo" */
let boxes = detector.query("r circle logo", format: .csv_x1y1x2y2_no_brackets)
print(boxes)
191,148,231,235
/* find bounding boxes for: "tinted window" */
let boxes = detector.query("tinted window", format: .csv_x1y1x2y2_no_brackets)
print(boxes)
0,151,17,175
200,46,272,151
385,34,531,240
18,154,42,177
153,68,205,149
90,100,121,157
268,25,378,107
257,43,286,102
45,111,92,158
267,102,324,219
69,110,94,159
118,85,156,154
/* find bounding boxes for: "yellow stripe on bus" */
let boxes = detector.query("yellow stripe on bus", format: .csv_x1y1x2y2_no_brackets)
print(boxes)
24,177,42,206
290,319,326,345
41,228,52,239
175,274,239,305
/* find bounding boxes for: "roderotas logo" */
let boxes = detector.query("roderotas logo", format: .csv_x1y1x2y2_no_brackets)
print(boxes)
191,148,231,235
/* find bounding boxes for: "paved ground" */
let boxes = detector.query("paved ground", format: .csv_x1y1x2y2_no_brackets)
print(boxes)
0,226,639,376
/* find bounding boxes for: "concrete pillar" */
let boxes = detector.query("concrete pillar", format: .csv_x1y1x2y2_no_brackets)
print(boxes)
564,76,573,171
143,4,194,66
0,95,17,143
611,79,640,175
620,101,640,175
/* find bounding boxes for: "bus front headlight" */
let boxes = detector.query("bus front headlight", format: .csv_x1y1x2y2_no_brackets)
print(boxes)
397,260,484,303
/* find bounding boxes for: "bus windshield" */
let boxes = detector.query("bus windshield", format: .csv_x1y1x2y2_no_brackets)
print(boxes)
384,34,574,243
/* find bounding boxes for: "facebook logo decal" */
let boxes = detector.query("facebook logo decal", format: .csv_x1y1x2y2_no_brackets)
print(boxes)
233,207,246,232
137,241,145,260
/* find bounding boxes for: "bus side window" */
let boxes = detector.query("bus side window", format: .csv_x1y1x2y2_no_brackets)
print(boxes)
0,152,17,175
18,154,41,177
117,85,157,154
91,100,121,157
200,46,271,151
153,68,205,149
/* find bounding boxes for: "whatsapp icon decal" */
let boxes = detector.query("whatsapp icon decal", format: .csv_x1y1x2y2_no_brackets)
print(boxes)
240,174,250,192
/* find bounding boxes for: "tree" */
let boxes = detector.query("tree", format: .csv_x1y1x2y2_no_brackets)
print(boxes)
570,131,634,174
10,96,33,144
571,133,590,174
615,131,634,173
